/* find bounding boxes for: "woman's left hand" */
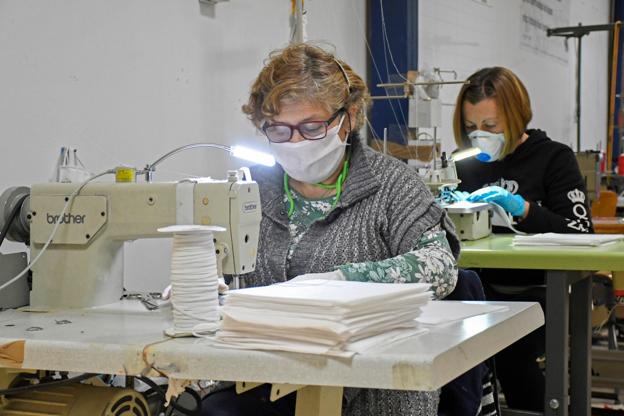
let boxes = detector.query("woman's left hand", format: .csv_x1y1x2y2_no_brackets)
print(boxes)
289,270,345,282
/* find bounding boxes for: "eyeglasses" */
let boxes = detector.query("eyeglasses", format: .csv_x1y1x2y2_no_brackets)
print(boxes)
262,109,345,143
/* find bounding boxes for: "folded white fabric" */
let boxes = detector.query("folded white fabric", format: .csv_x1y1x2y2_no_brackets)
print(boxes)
415,301,508,325
215,279,432,357
512,233,624,247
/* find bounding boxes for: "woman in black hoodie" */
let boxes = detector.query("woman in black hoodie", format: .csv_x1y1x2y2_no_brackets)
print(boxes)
453,67,593,411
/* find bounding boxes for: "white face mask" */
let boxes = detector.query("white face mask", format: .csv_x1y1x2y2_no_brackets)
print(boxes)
468,130,506,162
269,115,347,183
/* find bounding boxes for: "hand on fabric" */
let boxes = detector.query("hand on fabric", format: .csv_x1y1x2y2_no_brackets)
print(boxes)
466,186,527,217
289,270,346,282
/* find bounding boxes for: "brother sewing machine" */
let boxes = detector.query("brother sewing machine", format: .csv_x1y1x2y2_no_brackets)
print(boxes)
0,144,264,310
427,149,493,241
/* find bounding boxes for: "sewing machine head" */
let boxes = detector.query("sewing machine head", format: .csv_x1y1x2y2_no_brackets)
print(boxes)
0,171,261,309
443,201,492,241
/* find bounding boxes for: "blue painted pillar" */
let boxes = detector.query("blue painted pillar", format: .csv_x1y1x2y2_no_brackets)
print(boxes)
367,0,418,144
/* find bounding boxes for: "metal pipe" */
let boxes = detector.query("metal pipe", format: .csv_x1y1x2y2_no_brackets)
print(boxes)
577,36,582,152
547,23,616,37
376,80,469,88
370,94,409,100
546,22,619,152
383,128,388,155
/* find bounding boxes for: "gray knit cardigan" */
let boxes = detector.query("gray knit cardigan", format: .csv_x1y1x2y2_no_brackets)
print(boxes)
244,135,460,416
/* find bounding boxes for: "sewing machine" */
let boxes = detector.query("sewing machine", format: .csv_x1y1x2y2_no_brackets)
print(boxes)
444,201,492,241
417,149,492,241
0,171,261,310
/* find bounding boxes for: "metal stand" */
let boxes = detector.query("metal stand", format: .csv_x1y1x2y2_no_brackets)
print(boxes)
542,271,592,416
547,23,618,153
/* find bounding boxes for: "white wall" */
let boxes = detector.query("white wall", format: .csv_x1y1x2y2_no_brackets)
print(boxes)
418,0,610,154
0,0,366,292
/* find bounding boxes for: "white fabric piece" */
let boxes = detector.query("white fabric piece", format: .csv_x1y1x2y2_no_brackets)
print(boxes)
415,301,509,326
288,270,345,282
512,233,624,247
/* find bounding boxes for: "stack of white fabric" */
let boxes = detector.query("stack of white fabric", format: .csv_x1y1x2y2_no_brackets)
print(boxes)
215,279,431,357
512,233,624,247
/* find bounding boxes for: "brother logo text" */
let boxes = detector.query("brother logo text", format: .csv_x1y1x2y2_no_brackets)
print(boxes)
46,213,86,224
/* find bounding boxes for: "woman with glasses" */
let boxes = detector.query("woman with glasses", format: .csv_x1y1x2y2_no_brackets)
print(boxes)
201,43,460,416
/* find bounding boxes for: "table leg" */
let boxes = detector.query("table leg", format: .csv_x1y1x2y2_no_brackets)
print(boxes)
295,385,343,416
545,271,569,416
570,273,591,416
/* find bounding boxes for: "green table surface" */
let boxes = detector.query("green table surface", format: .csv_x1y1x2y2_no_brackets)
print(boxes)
459,234,624,271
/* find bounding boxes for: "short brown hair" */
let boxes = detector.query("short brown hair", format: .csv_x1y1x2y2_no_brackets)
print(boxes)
242,43,371,131
453,67,532,157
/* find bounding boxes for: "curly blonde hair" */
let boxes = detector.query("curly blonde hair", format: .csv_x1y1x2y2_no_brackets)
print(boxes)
242,43,371,131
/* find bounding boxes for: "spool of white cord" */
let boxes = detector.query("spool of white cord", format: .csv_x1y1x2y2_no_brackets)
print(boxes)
158,225,226,338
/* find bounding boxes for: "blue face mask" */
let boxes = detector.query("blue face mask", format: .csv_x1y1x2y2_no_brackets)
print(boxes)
468,130,506,162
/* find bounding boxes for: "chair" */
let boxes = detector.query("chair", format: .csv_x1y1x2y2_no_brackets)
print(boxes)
591,190,618,217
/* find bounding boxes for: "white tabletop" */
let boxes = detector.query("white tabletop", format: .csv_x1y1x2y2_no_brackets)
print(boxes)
0,300,543,391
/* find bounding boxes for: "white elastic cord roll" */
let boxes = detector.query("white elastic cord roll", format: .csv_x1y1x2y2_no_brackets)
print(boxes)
159,225,225,338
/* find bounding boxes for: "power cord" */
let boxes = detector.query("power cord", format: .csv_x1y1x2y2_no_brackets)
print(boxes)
137,376,201,416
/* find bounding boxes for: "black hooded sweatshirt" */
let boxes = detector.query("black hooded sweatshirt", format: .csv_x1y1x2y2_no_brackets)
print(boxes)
456,129,593,234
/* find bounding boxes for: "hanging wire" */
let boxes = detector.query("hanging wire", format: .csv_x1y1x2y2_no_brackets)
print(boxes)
348,0,408,145
380,0,410,83
378,0,409,144
365,116,382,141
379,0,449,162
379,0,409,132
592,303,619,336
379,0,420,159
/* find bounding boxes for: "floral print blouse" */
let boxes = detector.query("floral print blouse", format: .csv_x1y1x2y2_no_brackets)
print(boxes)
285,190,458,299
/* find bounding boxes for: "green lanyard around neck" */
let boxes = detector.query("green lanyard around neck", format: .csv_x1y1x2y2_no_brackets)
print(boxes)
283,155,351,218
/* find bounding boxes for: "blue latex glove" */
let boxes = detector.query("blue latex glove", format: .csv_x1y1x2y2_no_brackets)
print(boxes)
454,190,470,201
466,186,527,217
438,188,470,204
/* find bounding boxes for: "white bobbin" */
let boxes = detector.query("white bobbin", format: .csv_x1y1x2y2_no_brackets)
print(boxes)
158,224,226,338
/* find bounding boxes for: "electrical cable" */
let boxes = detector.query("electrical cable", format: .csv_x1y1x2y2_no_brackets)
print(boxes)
365,116,382,141
379,0,410,134
415,131,436,169
0,194,28,248
0,169,114,294
379,0,409,83
378,23,409,144
136,376,201,416
593,303,619,336
379,0,448,163
0,373,97,396
348,0,408,144
136,377,167,415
